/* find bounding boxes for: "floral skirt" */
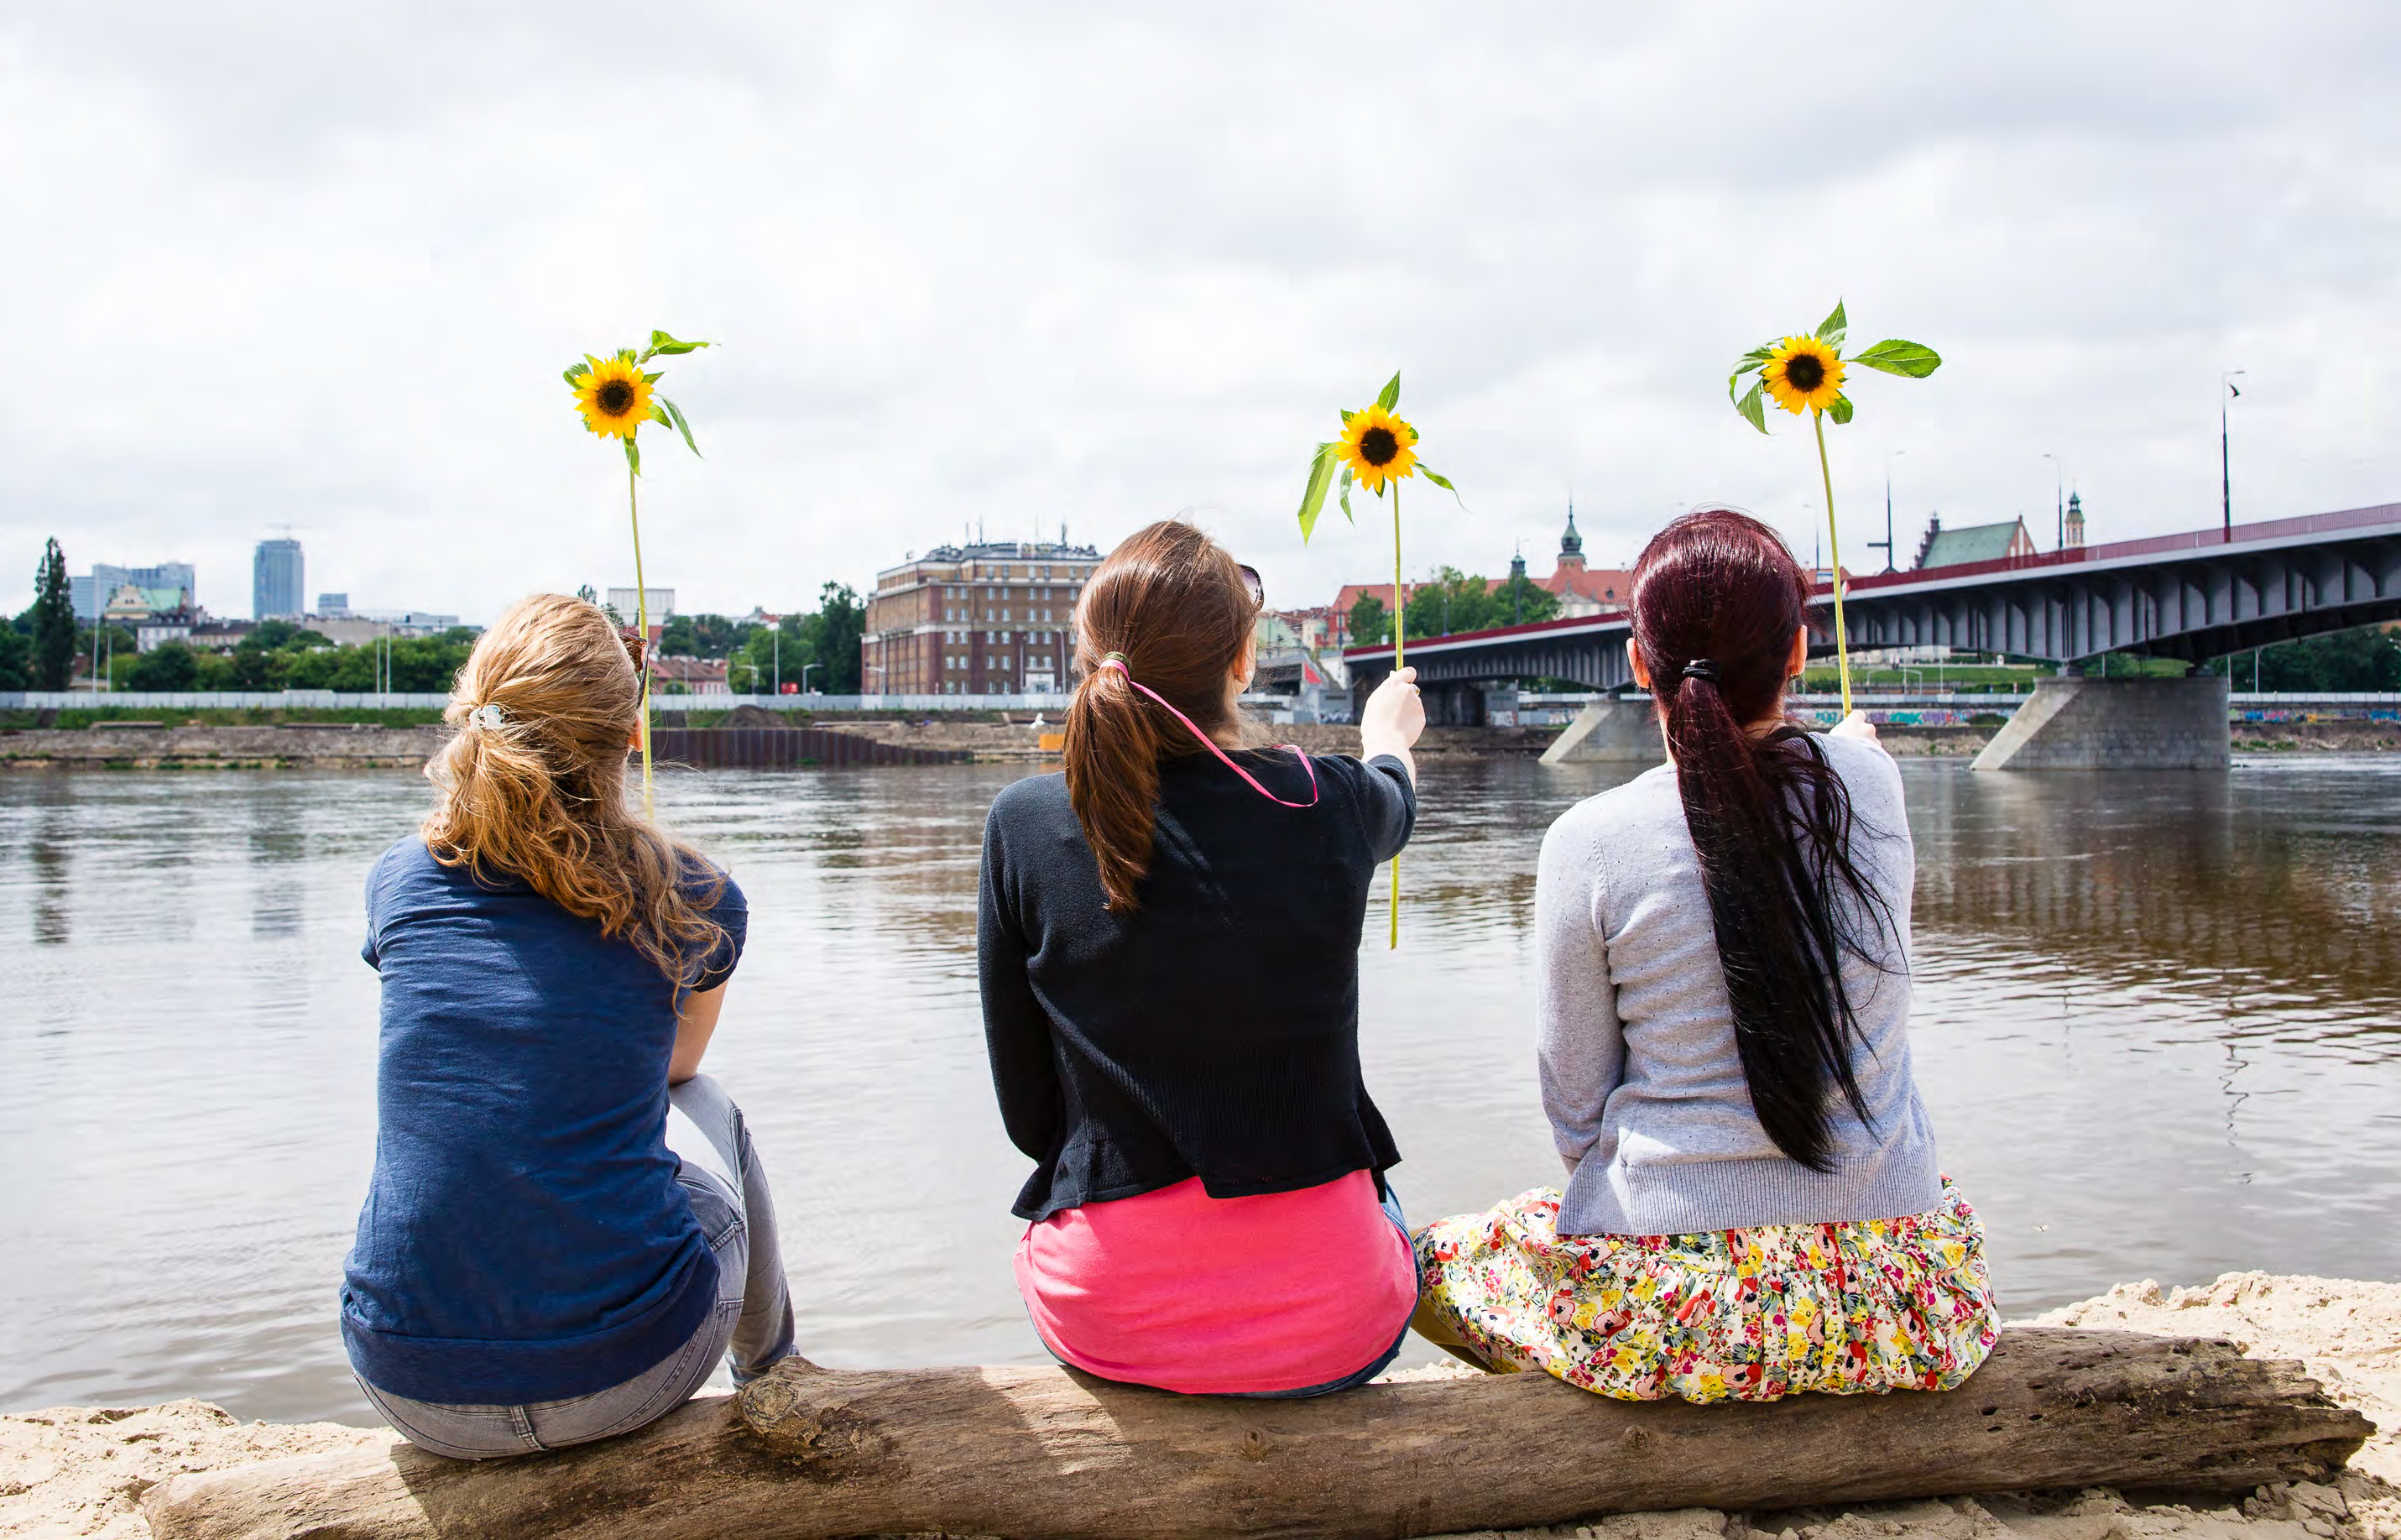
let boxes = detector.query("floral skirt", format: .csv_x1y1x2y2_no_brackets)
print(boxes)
1412,1177,1999,1403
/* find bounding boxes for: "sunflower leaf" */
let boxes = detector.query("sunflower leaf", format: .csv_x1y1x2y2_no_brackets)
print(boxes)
641,371,663,384
1815,300,1847,348
1734,379,1768,433
644,330,711,359
1339,466,1355,524
1375,371,1401,411
1849,338,1943,378
1340,407,1358,425
1297,443,1338,542
1416,464,1469,510
657,395,702,457
623,436,642,476
564,361,592,386
1726,344,1775,394
616,347,639,363
1828,393,1856,425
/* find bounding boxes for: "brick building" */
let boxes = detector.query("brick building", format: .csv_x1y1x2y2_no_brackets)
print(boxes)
862,537,1103,695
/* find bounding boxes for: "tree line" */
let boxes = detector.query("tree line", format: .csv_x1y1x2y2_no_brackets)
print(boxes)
1344,566,1561,647
2,538,871,696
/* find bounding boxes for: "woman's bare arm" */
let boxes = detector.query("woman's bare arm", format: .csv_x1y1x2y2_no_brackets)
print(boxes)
670,983,728,1084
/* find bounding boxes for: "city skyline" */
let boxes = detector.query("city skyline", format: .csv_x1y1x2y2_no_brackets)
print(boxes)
4,8,2398,625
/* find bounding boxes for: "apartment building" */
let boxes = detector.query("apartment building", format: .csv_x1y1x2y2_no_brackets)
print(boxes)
862,537,1102,695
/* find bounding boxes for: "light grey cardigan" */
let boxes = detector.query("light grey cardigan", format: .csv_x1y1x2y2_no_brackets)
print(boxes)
1537,732,1943,1236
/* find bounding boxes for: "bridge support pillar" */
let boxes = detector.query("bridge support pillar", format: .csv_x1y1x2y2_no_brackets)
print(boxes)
1539,697,1665,765
1971,675,2230,771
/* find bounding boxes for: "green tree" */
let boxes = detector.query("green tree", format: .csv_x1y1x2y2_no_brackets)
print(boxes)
2210,625,2401,692
29,539,76,690
126,641,201,692
739,611,814,693
1402,567,1495,639
0,623,29,689
1490,572,1562,629
803,582,864,692
1346,593,1391,647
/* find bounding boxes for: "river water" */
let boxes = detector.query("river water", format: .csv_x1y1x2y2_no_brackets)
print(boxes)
2,757,2396,1424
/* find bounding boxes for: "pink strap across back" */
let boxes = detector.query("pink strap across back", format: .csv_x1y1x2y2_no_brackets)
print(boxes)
1098,656,1318,809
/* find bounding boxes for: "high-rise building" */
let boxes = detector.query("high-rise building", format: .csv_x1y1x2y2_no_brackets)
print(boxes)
316,593,351,616
253,539,304,619
862,537,1102,696
73,561,196,621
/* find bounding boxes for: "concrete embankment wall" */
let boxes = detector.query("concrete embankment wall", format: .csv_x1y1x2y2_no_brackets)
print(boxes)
0,723,450,769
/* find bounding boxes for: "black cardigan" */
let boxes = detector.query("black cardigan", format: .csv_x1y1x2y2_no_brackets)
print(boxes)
978,749,1416,1221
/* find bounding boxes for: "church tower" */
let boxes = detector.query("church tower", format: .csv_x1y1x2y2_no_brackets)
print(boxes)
1557,505,1587,573
2064,491,2085,551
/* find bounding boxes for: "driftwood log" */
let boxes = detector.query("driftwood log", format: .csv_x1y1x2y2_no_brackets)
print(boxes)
146,1328,2371,1540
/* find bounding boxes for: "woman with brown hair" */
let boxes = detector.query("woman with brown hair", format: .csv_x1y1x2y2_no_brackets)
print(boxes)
979,519,1428,1396
340,594,792,1458
1412,508,1998,1402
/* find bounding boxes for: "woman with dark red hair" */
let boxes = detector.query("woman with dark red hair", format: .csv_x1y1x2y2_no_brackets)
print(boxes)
1412,507,1999,1402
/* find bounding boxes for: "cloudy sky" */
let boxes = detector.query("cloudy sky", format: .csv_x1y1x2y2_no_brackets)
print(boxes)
4,3,2397,624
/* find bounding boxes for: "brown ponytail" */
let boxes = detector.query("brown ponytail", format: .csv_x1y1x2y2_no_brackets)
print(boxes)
421,593,727,986
1063,520,1259,910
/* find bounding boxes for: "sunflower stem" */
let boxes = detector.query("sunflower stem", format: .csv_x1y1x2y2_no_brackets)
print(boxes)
1389,478,1402,952
1812,410,1853,718
629,459,655,820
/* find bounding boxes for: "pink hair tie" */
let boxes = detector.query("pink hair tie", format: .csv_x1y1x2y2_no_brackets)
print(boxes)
1097,655,1318,809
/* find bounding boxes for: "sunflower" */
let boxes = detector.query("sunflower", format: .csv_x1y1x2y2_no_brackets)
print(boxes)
1334,402,1420,493
573,355,655,440
1761,336,1847,415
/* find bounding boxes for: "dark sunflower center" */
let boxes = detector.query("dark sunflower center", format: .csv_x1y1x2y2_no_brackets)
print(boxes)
1783,352,1825,391
1359,425,1400,467
597,379,636,415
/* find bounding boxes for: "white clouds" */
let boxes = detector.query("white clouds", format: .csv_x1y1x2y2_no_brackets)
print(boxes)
3,2,2397,622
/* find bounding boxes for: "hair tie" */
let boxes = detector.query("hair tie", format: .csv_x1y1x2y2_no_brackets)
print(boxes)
468,702,507,730
1680,659,1722,683
1098,652,1130,674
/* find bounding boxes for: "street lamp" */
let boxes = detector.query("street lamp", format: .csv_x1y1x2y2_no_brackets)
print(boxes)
2042,452,2064,552
2221,371,2246,541
1868,449,1906,572
801,662,821,694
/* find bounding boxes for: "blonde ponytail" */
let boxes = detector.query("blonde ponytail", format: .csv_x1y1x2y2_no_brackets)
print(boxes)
422,594,726,985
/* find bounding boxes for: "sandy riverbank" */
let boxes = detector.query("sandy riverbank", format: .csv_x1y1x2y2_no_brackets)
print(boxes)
3,1271,2389,1540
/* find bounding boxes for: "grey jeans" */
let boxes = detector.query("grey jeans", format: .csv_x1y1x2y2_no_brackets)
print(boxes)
358,1073,796,1460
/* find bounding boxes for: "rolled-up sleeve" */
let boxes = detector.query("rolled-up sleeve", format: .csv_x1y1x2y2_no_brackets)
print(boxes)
1534,811,1624,1176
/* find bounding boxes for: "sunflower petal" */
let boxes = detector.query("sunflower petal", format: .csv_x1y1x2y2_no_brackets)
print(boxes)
1850,338,1943,378
658,395,702,457
1297,442,1338,542
1375,371,1401,412
1815,300,1847,348
1734,379,1768,433
1829,393,1856,425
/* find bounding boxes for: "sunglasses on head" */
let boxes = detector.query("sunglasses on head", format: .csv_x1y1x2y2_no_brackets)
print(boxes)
1237,564,1264,608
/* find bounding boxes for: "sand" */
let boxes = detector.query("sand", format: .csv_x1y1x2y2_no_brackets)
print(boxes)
3,1271,2392,1540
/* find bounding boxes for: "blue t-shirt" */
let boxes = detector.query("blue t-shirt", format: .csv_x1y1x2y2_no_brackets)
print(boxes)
340,837,746,1405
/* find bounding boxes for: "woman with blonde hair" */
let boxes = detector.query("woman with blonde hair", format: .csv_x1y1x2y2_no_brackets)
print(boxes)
979,519,1428,1397
340,593,791,1459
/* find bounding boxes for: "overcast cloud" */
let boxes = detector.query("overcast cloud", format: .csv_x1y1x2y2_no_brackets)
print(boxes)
4,3,2398,623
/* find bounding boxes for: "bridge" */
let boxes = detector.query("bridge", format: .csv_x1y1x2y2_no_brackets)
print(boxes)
1345,500,2401,701
1341,499,2401,768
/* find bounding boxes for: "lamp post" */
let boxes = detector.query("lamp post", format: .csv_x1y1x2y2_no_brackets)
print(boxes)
2043,452,2064,551
801,662,821,695
2221,371,2246,541
1868,449,1905,572
771,625,780,696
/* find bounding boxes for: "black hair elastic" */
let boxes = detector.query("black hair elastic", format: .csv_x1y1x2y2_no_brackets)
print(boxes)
1680,658,1723,683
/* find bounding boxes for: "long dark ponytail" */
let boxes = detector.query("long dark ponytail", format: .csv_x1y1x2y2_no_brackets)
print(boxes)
1631,508,1897,1172
1062,520,1258,911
